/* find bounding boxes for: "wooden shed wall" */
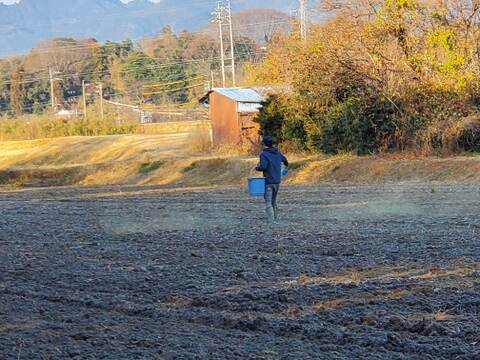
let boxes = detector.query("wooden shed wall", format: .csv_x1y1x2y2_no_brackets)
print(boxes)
210,92,240,145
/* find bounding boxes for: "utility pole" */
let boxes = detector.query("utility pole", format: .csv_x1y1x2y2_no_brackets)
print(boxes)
219,18,226,88
210,70,215,89
299,0,308,42
226,0,236,87
212,2,226,87
82,80,87,121
116,106,121,125
99,83,104,121
49,68,56,111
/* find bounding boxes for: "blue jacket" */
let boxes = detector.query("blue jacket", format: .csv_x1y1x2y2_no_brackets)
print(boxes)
256,147,289,185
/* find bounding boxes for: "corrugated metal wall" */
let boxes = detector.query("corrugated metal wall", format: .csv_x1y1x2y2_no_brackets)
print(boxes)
237,102,262,113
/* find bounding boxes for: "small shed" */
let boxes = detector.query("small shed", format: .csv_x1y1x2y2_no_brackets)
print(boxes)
200,87,266,146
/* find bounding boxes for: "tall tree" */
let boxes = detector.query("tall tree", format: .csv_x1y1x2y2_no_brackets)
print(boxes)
91,46,109,81
10,65,26,116
0,60,15,113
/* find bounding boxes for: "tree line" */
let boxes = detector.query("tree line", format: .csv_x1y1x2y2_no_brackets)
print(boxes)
0,26,256,117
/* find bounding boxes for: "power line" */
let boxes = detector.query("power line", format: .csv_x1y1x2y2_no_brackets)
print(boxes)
0,57,257,115
0,48,265,88
143,82,205,96
0,0,302,58
142,75,205,89
211,0,240,87
0,16,285,87
141,100,199,110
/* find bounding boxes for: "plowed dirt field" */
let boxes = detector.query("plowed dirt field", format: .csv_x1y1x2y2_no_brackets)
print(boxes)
1,183,480,359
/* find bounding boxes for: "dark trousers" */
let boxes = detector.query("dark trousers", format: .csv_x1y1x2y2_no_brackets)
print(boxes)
264,184,280,222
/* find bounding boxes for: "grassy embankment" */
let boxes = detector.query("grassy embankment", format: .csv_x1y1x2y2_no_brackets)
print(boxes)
1,123,480,188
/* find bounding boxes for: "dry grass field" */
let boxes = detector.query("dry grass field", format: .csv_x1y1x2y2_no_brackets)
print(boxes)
2,131,480,188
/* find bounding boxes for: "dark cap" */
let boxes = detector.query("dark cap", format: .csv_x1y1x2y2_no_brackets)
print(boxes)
262,136,274,147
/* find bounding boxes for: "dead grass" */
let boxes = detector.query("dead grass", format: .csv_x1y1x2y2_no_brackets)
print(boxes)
405,311,460,322
2,133,480,188
186,125,212,154
284,153,355,184
434,312,450,321
258,351,280,358
283,287,416,317
0,134,188,169
138,120,211,135
213,142,259,156
178,157,254,187
312,288,411,311
289,264,479,288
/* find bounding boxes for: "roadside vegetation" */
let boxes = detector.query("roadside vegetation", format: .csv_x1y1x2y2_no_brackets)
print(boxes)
250,0,480,155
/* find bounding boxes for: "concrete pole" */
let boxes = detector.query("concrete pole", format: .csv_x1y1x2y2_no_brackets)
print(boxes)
82,80,87,121
227,0,236,87
218,11,226,87
299,0,307,42
49,68,55,111
212,1,227,88
99,83,104,121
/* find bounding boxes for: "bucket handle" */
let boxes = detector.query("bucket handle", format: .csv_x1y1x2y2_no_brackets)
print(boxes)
250,164,260,176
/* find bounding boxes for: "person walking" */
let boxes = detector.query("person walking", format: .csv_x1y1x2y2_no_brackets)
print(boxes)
255,136,289,223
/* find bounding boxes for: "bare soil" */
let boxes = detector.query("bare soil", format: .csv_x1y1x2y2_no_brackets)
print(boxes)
1,183,480,359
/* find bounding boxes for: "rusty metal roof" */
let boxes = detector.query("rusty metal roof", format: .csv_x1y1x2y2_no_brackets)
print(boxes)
212,87,266,103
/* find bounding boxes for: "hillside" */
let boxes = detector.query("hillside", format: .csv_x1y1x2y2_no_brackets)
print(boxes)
0,0,297,54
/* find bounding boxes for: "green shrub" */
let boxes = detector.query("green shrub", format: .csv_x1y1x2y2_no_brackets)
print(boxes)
255,95,285,142
182,162,197,173
456,118,480,152
256,94,308,150
257,93,404,155
138,161,163,175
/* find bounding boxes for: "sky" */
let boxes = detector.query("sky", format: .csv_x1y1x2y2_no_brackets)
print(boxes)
0,0,160,4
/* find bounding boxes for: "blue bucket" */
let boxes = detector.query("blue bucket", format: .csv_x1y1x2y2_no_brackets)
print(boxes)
248,177,266,196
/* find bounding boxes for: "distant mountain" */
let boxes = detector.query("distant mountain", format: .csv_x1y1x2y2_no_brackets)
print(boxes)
0,0,297,55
